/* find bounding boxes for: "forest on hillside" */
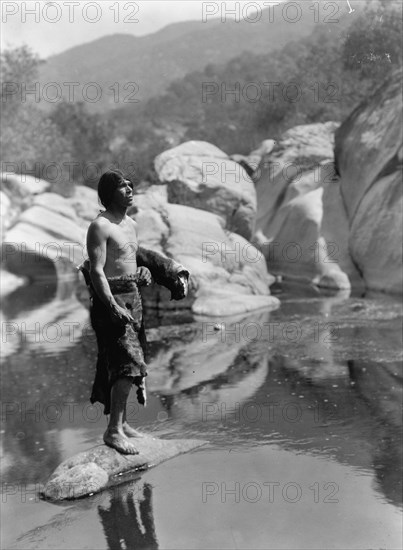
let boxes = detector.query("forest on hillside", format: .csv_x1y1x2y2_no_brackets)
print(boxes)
1,1,401,192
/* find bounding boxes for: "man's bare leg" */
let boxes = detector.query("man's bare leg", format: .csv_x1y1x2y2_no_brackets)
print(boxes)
104,378,139,454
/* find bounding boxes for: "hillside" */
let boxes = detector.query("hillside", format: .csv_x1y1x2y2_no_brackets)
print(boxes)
38,2,339,111
4,0,400,187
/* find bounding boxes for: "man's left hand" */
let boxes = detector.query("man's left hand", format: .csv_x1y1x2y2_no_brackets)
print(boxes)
137,266,152,286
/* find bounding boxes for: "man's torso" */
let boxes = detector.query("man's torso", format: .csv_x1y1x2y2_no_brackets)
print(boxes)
102,215,138,278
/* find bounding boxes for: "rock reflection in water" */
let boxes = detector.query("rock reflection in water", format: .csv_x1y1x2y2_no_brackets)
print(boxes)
1,280,401,549
147,310,272,422
1,276,94,485
143,291,402,509
1,274,89,360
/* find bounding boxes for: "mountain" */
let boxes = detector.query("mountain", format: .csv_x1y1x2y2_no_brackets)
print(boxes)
38,2,338,112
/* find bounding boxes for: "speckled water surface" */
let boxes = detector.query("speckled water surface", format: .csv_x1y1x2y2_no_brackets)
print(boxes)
1,278,402,550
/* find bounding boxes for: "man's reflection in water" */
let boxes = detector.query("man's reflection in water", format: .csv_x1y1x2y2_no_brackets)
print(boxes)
98,482,158,550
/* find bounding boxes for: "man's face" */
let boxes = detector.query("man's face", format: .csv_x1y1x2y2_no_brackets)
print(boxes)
112,179,134,208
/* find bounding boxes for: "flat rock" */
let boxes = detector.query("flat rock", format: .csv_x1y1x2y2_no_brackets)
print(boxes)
42,435,207,501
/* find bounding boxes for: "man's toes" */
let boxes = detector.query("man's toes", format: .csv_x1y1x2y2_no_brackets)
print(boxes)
103,432,139,455
124,442,139,455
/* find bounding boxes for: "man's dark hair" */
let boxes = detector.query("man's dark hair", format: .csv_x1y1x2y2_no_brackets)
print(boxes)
98,169,134,209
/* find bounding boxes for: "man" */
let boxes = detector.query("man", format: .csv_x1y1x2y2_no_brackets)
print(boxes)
84,169,189,455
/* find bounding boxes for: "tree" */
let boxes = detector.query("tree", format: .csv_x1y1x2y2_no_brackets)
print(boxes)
342,4,402,79
1,46,74,194
1,45,41,110
49,101,112,186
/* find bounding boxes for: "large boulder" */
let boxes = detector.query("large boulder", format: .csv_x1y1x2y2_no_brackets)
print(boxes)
1,186,97,280
254,156,352,289
255,122,339,237
155,141,257,240
3,178,278,316
0,174,51,236
135,186,279,317
251,93,402,295
331,69,403,293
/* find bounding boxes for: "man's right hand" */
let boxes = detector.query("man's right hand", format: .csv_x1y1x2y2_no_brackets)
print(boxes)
110,304,134,325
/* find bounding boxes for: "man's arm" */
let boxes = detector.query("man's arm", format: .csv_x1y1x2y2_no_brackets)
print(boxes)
87,219,134,324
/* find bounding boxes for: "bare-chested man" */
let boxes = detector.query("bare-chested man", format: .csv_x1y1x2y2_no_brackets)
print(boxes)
86,169,152,454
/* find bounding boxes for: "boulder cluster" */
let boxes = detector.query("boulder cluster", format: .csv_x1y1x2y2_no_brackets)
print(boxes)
1,69,401,312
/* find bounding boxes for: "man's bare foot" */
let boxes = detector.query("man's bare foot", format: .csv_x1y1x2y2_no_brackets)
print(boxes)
122,422,146,438
103,429,139,455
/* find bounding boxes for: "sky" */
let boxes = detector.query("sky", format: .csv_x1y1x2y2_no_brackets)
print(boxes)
1,0,283,58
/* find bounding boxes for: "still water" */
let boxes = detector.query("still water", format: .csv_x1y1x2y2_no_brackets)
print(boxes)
1,276,402,549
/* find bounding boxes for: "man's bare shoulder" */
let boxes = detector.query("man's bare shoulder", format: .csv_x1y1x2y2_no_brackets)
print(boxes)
88,215,112,235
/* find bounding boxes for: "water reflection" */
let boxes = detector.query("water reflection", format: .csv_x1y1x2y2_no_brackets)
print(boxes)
1,280,402,548
1,276,96,485
98,483,158,550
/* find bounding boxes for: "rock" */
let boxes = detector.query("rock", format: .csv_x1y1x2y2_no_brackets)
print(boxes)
251,117,399,291
1,187,101,281
255,122,339,236
44,463,109,501
321,174,364,291
254,161,350,287
33,193,78,221
136,209,169,254
261,186,324,281
155,140,257,239
19,206,83,239
316,270,351,291
2,193,89,280
335,71,402,221
154,141,228,169
42,436,207,500
136,192,279,317
333,69,402,293
251,139,277,159
0,269,27,297
192,287,278,317
3,180,277,316
69,185,99,222
0,191,13,235
1,278,88,360
131,185,168,212
1,172,50,198
349,172,402,293
231,139,277,179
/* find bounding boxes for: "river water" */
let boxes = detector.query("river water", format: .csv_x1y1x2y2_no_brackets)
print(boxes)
1,276,402,549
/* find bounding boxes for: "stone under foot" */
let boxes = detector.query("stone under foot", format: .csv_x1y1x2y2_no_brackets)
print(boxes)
103,429,139,455
122,422,146,438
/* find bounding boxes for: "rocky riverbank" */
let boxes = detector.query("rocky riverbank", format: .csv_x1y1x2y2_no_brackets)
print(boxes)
251,69,402,294
1,69,401,306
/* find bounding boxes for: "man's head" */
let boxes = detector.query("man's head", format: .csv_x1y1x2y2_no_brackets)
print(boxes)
98,169,134,209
